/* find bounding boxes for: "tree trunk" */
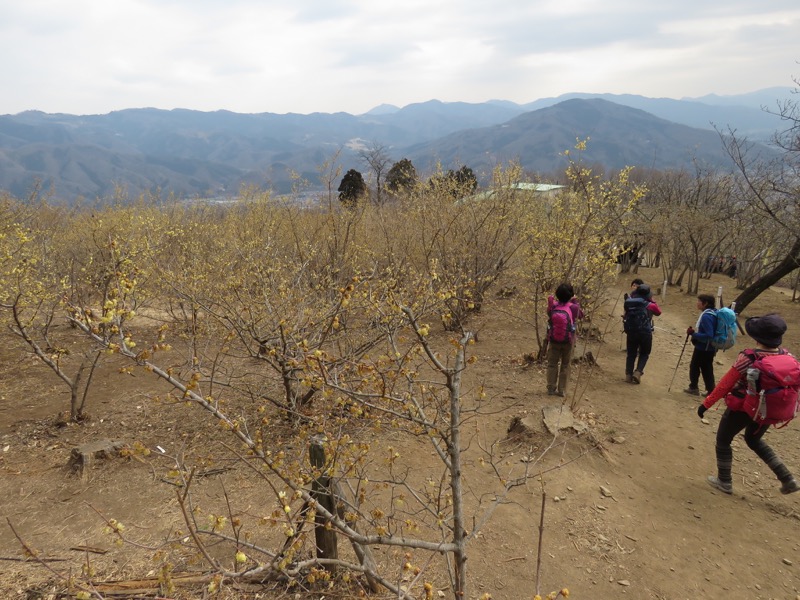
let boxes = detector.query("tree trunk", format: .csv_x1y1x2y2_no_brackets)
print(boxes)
448,334,471,600
733,238,800,313
331,481,380,593
309,437,338,571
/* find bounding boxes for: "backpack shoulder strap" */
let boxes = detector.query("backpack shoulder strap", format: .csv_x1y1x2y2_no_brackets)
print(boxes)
742,348,759,364
748,348,790,365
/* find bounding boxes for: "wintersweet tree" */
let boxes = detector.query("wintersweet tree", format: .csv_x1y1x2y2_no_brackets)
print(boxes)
0,207,94,416
0,201,157,422
638,167,738,294
521,141,645,360
377,162,529,331
63,250,572,600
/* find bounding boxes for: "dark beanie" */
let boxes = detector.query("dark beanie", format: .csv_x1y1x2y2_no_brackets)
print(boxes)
745,314,787,347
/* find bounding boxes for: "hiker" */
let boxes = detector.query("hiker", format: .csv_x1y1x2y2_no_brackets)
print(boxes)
725,256,737,278
622,283,661,384
697,314,800,495
546,283,584,397
624,278,643,301
684,294,717,396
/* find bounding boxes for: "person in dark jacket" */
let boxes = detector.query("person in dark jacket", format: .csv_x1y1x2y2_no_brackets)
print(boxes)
626,278,643,300
684,294,717,396
697,314,800,495
622,283,662,384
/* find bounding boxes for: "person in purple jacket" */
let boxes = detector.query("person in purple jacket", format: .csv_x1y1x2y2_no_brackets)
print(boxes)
684,294,717,396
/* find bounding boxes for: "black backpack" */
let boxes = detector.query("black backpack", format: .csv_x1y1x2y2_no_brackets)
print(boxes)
623,296,653,334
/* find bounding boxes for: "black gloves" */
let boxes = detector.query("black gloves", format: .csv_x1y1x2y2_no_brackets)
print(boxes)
623,293,629,300
697,405,707,418
686,327,695,336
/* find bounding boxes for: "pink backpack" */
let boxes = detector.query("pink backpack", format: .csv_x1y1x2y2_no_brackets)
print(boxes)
740,349,800,427
548,305,575,344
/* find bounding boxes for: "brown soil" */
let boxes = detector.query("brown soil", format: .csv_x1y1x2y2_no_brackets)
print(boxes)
2,267,800,600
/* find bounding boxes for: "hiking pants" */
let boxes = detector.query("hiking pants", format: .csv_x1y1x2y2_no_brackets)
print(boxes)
546,341,574,394
625,331,652,375
689,346,716,393
714,408,794,486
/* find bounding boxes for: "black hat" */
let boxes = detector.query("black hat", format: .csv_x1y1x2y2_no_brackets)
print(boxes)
635,284,651,300
745,314,787,347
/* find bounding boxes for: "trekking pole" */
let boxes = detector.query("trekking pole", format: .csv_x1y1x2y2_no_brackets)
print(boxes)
668,333,691,392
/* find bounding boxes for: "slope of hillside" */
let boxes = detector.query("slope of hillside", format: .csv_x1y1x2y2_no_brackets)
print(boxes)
522,91,789,139
2,269,800,599
405,98,753,177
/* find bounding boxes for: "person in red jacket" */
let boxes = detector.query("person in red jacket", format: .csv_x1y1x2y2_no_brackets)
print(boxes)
697,313,800,495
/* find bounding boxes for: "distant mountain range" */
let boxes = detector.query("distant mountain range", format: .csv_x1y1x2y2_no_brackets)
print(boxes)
0,88,792,202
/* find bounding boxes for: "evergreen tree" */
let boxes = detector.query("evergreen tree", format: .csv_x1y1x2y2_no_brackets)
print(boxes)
338,169,367,207
386,158,418,194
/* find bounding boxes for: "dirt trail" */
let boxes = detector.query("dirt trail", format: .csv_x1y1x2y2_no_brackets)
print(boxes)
512,269,800,599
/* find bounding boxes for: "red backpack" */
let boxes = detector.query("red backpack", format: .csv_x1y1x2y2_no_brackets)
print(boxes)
740,349,800,427
548,305,575,344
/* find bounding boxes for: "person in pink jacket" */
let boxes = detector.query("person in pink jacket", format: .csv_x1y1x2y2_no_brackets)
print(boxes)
545,283,584,397
697,314,800,495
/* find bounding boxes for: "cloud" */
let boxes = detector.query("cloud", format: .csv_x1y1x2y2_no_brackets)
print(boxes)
0,0,797,115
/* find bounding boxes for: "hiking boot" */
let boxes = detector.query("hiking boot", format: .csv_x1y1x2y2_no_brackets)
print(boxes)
683,387,700,396
707,476,733,495
781,479,800,495
625,374,633,383
547,389,559,396
632,370,642,384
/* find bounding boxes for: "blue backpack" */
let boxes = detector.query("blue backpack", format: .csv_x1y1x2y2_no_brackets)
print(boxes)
711,307,738,350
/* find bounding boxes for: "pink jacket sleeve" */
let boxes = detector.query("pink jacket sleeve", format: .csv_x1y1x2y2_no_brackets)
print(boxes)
570,299,584,321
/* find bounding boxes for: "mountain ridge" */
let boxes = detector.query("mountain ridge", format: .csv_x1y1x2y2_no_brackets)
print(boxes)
0,88,791,202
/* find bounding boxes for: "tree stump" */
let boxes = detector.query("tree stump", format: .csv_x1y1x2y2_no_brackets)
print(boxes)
572,350,597,365
309,437,338,570
507,415,542,438
67,439,126,480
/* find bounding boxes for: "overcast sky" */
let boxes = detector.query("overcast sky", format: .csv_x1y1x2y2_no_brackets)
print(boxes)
2,0,798,116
